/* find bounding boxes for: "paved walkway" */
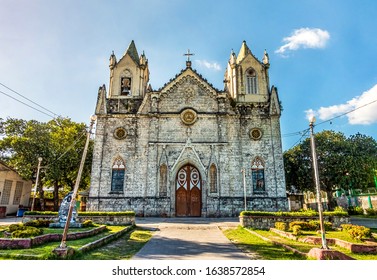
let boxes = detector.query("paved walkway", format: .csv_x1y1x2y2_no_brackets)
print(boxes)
132,217,250,260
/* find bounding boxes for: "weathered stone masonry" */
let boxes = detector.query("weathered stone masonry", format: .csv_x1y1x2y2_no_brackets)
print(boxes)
87,40,288,217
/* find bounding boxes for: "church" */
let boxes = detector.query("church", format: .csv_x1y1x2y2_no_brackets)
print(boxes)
87,40,288,217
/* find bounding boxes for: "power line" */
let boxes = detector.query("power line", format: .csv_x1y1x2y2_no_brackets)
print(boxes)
0,82,61,118
316,98,377,127
284,98,377,150
0,89,56,119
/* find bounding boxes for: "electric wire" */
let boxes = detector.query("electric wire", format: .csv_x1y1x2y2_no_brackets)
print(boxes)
0,82,60,118
0,89,56,119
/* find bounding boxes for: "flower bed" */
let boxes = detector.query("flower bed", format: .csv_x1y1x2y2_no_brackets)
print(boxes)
0,226,107,249
22,211,135,226
270,228,377,254
240,211,349,229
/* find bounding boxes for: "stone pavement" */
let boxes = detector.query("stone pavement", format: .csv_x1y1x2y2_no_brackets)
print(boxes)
132,217,250,260
0,216,23,225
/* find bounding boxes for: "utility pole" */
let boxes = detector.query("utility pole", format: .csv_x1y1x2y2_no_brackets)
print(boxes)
309,116,328,249
58,115,96,249
241,169,247,211
31,157,42,211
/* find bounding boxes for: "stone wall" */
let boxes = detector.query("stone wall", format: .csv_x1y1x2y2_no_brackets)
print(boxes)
240,215,350,230
22,214,135,226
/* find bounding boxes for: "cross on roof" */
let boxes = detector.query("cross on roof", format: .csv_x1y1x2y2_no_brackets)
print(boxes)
183,49,195,62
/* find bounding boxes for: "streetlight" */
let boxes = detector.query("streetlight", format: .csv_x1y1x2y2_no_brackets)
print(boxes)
241,169,247,211
31,157,42,211
58,115,96,249
309,116,328,249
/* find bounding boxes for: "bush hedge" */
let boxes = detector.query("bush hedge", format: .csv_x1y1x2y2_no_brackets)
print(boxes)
292,225,302,236
11,226,43,238
24,219,54,228
274,222,288,231
240,209,348,217
341,224,371,240
24,211,135,216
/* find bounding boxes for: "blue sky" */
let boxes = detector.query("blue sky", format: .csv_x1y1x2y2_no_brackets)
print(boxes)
1,0,377,151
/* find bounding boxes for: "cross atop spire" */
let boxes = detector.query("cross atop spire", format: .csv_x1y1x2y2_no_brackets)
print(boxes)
183,49,195,67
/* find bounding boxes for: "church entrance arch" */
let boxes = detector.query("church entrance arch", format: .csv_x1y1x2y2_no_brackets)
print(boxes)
175,164,202,217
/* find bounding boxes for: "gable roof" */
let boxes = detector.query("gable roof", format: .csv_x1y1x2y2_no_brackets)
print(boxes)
158,66,221,93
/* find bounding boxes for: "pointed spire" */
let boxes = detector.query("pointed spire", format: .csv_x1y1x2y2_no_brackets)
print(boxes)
139,51,147,65
237,40,251,63
124,40,140,65
263,49,270,68
109,51,117,69
229,49,237,67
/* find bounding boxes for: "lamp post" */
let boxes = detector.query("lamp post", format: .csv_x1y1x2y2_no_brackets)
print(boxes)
241,169,247,211
58,115,96,249
31,157,42,211
309,116,328,249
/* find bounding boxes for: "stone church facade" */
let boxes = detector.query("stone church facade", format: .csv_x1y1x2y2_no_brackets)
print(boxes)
87,40,288,217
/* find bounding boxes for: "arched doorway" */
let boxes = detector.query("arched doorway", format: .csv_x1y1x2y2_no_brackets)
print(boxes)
175,164,202,217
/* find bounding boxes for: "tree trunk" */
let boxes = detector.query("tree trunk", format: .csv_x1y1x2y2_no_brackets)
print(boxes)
326,190,335,211
53,181,60,211
37,180,45,211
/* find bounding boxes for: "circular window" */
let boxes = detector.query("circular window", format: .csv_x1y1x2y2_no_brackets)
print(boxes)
180,109,197,125
249,128,263,140
114,127,127,140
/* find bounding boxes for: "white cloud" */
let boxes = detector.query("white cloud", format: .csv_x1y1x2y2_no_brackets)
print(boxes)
276,28,330,55
306,84,377,125
195,59,221,71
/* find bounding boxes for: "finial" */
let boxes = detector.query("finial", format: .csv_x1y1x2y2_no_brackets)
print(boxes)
109,51,117,69
263,49,270,67
183,49,195,68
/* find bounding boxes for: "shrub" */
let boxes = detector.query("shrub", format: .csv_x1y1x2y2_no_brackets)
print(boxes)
341,224,371,240
365,208,377,216
308,220,333,231
275,222,288,231
11,226,43,238
292,225,302,236
8,224,26,233
348,225,371,240
289,221,312,231
82,220,95,227
240,209,347,217
347,206,364,215
340,224,354,231
24,219,53,228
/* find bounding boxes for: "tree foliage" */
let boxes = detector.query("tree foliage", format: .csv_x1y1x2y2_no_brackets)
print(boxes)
284,130,377,202
0,117,93,210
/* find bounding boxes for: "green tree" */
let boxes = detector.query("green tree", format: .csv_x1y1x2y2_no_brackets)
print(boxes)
284,130,377,209
0,117,93,210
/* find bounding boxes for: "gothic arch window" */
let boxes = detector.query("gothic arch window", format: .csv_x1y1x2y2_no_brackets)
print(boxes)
159,164,168,197
251,157,265,192
246,68,257,94
209,164,217,193
111,157,125,192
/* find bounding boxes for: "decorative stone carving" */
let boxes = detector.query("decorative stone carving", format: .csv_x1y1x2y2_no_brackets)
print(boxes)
180,109,197,125
249,128,263,140
114,127,127,139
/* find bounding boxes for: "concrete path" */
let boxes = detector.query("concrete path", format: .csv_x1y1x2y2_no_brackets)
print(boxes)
132,217,250,260
350,217,377,228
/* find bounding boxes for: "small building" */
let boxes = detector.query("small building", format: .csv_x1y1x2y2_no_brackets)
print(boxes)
0,161,32,216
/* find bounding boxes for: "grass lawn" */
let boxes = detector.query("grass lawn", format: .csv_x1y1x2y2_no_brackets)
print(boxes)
0,225,129,260
77,227,152,260
222,226,308,260
252,228,377,260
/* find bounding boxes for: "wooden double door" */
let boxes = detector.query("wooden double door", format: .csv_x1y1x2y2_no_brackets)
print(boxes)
175,164,202,217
